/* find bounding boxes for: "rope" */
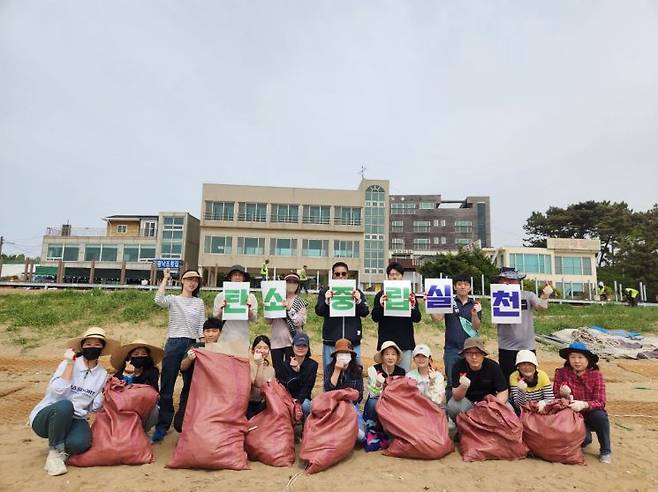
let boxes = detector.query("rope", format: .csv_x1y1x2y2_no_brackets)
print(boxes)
284,470,306,491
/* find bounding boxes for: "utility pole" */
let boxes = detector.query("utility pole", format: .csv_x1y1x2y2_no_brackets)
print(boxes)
359,165,367,179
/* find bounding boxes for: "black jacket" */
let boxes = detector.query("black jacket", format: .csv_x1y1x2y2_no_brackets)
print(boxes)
371,290,422,351
277,355,318,402
315,287,369,346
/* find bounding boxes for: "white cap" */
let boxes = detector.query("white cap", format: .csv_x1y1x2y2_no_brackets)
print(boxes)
412,344,432,358
515,349,538,367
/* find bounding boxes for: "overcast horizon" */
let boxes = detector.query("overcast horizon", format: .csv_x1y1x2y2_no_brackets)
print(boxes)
2,1,657,257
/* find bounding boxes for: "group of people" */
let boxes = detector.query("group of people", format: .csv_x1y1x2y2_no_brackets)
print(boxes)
29,261,612,476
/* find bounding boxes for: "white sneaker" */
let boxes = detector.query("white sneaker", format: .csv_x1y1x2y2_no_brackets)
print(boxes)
599,453,612,464
45,449,67,476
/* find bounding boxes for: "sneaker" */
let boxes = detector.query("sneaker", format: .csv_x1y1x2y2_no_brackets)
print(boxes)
599,453,612,464
45,449,67,476
150,428,166,443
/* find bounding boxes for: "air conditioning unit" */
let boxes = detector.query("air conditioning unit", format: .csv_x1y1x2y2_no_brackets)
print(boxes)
61,224,71,236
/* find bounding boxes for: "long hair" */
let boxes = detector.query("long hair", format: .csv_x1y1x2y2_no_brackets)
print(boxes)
115,347,160,379
180,269,202,297
329,351,362,378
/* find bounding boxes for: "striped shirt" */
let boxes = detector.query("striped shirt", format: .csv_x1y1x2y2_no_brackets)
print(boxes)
509,369,555,409
155,292,205,339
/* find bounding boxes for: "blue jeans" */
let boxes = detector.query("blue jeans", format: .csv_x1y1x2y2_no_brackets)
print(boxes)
323,343,361,376
364,396,379,422
443,346,462,401
156,337,195,433
301,398,312,418
32,400,91,455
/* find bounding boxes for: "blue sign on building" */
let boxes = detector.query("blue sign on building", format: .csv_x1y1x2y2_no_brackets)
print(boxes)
154,259,182,270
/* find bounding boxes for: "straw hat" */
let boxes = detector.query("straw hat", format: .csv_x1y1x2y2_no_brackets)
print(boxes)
374,340,402,364
110,339,165,369
67,327,119,357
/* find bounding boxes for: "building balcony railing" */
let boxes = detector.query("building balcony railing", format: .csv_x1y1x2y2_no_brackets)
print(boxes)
237,214,267,222
203,213,234,221
334,218,362,226
270,215,299,223
46,226,106,237
302,217,331,225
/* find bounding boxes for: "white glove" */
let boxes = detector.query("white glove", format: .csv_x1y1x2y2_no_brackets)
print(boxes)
187,349,196,360
537,400,548,413
375,373,386,385
559,385,572,398
517,379,528,392
64,348,76,362
254,351,263,364
568,400,588,413
325,290,333,302
542,284,554,296
459,374,471,388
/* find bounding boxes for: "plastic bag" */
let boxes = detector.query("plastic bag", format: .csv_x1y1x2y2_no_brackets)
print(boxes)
457,394,528,462
167,350,251,470
376,376,454,459
68,378,158,466
299,388,358,474
521,399,586,464
244,379,302,467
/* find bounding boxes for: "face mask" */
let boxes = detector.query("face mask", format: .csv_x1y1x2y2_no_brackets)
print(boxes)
130,356,152,369
336,353,352,365
81,347,102,360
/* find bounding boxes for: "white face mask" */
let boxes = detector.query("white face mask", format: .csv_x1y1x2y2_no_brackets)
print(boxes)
336,353,352,365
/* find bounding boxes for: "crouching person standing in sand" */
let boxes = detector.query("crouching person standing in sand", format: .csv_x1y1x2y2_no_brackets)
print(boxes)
29,327,118,476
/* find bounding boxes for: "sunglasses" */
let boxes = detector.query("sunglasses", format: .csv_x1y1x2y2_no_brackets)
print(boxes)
333,271,349,277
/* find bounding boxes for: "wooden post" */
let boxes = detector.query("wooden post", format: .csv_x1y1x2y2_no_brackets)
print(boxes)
57,259,64,283
89,261,96,284
150,263,156,285
214,266,218,287
28,259,35,281
120,261,126,285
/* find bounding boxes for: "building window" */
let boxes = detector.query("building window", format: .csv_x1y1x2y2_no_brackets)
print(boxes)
391,238,404,250
302,239,328,257
391,220,403,233
454,220,473,233
556,282,586,296
441,219,446,227
205,201,234,221
455,238,471,246
476,202,487,247
441,237,447,245
47,244,63,260
140,220,157,237
238,237,265,255
433,237,440,245
364,185,386,273
391,202,416,215
270,204,299,223
84,244,117,262
334,240,359,258
413,238,430,250
47,244,79,261
123,245,156,262
302,205,331,225
419,201,435,209
116,225,128,234
270,238,297,256
365,185,385,202
555,256,592,275
433,219,439,227
238,202,267,222
334,207,361,226
413,220,431,233
161,216,185,259
510,253,552,274
204,236,232,255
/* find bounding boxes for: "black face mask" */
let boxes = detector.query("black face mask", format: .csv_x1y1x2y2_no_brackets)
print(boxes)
81,347,103,360
130,356,153,369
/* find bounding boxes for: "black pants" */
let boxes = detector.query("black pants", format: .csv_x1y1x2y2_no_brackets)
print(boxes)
156,337,195,433
498,348,536,383
584,409,611,454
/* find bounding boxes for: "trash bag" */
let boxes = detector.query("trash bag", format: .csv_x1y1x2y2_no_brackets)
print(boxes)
167,350,251,470
68,378,158,466
299,388,359,474
376,376,454,459
521,399,586,464
457,394,528,462
244,379,302,467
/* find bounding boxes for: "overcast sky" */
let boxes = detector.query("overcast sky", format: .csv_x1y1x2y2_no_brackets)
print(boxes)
1,1,657,256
